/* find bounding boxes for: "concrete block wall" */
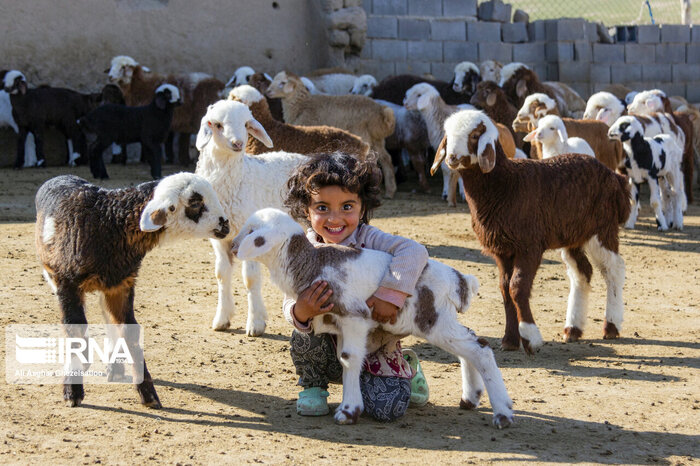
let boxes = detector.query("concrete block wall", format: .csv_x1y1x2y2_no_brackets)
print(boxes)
355,0,700,101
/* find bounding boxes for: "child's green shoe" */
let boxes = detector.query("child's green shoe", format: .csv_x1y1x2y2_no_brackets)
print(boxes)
296,387,330,416
403,349,429,406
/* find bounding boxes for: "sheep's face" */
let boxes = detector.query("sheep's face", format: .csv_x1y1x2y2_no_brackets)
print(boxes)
627,90,665,116
4,70,27,95
225,66,255,88
479,60,502,84
432,111,498,175
608,116,642,142
514,95,551,132
403,83,438,111
583,92,624,126
470,82,500,109
140,173,230,240
196,100,272,153
267,72,298,98
524,115,566,145
154,84,182,109
231,208,301,263
350,75,376,96
227,85,264,106
452,62,481,94
106,56,140,86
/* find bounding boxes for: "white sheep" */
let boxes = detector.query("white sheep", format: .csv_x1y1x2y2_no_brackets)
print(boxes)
524,114,595,159
194,99,309,334
225,66,256,88
608,116,686,231
583,91,626,127
231,207,514,428
349,74,378,96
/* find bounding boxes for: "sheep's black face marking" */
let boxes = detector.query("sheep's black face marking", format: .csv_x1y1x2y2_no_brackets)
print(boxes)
185,192,206,223
415,286,438,333
254,236,265,247
618,122,631,141
150,209,167,226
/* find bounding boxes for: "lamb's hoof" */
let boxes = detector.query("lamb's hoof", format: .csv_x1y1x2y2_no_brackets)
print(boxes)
500,337,520,352
143,399,163,409
334,405,361,425
63,384,84,407
603,322,620,340
563,326,583,343
137,385,162,409
246,319,266,337
493,413,514,429
521,338,538,356
460,396,480,410
212,320,231,331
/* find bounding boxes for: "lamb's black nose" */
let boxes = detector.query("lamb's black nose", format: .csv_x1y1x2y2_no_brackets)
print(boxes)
215,217,230,238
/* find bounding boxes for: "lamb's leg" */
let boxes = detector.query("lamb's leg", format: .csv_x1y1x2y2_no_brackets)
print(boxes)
441,162,454,206
14,127,28,168
561,247,593,342
144,141,162,180
375,145,397,199
57,283,88,407
242,260,267,337
660,178,674,228
165,132,175,164
585,236,625,340
648,177,668,231
211,238,235,331
494,255,519,351
429,327,513,428
334,316,374,425
510,254,544,355
625,182,640,229
408,148,431,193
668,170,686,229
103,286,161,408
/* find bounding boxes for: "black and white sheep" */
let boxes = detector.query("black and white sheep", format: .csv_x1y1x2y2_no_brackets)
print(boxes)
432,110,630,353
78,84,182,180
35,172,230,408
608,116,686,230
231,207,513,428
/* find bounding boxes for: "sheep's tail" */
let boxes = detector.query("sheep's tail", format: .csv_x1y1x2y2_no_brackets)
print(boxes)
615,172,632,224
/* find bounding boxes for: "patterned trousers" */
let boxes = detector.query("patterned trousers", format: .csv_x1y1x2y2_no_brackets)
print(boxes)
290,330,411,422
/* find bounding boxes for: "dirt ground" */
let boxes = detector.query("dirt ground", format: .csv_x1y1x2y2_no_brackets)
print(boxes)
0,162,698,465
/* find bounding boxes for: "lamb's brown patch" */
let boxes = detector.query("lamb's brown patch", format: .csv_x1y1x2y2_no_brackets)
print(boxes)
477,337,490,348
415,286,439,333
563,326,583,342
460,398,477,410
603,321,620,339
568,247,593,283
454,269,470,310
150,208,167,226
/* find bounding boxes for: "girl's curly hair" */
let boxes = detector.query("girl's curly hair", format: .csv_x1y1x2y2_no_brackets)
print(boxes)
285,152,382,225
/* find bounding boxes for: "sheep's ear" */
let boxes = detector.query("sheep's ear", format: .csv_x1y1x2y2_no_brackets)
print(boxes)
646,96,661,110
430,135,448,175
595,107,611,124
486,91,497,107
196,120,213,151
476,138,496,173
557,129,566,143
140,201,169,232
246,118,273,148
417,93,431,111
235,227,284,260
523,130,537,142
515,79,528,98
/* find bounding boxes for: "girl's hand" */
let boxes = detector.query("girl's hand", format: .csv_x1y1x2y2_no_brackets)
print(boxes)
293,281,334,323
366,296,398,325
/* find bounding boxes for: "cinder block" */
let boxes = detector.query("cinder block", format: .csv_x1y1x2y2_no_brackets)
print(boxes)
398,18,430,40
443,41,478,62
585,22,598,42
672,64,700,82
637,25,660,44
655,44,686,64
512,42,545,63
502,22,528,43
558,62,590,82
528,20,546,41
692,26,700,43
407,41,443,61
660,82,685,97
478,42,512,63
624,44,656,64
642,64,671,82
574,41,592,62
687,44,700,63
357,59,396,80
395,61,431,76
430,19,466,41
431,62,458,81
546,42,574,62
467,21,501,42
661,25,690,43
546,18,587,41
590,64,611,84
545,64,558,81
685,83,700,102
360,40,372,58
513,9,529,23
372,39,407,61
569,82,590,100
593,44,624,63
367,16,398,38
363,0,371,12
611,64,642,83
477,0,511,23
372,0,407,15
443,0,477,17
408,0,441,16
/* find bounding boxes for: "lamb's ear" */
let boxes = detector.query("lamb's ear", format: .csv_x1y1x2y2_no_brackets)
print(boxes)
417,93,431,111
430,135,448,175
595,107,611,124
235,228,284,260
646,96,662,111
246,118,273,148
557,129,566,143
476,136,496,173
523,129,537,142
486,91,497,107
515,79,528,98
196,119,213,151
140,200,170,232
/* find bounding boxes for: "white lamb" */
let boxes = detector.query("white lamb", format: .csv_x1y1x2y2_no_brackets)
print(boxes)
583,91,626,127
524,114,595,159
349,74,378,96
194,99,308,334
231,207,514,428
608,116,686,231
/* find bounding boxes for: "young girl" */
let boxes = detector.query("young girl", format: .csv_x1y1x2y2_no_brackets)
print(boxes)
282,152,429,422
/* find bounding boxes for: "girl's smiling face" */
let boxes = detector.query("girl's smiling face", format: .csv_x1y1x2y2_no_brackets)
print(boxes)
307,185,362,244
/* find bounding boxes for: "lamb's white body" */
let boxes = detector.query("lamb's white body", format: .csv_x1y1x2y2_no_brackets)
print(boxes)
583,91,626,126
232,208,514,428
194,100,308,334
526,114,595,159
307,73,359,95
349,74,377,96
